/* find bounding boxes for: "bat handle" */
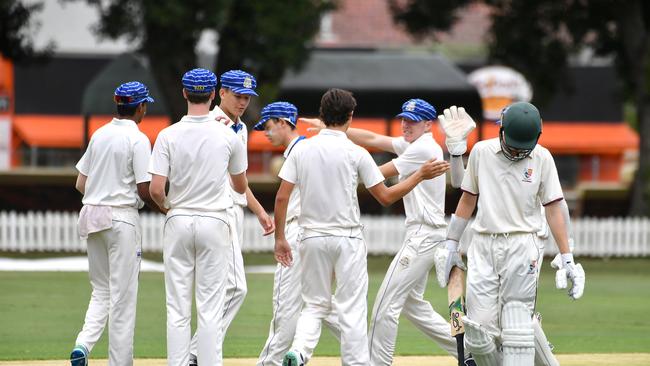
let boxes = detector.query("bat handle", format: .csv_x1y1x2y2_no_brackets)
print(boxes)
456,333,465,366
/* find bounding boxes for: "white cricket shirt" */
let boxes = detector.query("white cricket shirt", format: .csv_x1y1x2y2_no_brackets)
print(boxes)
279,129,384,236
391,133,447,228
461,138,564,234
284,135,306,222
76,118,151,208
211,105,249,207
148,114,247,211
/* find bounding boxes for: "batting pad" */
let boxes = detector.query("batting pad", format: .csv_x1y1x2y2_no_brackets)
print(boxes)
502,301,535,366
533,314,560,366
463,316,500,366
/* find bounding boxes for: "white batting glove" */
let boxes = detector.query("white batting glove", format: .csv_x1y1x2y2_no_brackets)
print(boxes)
438,106,476,156
553,253,585,300
434,239,467,288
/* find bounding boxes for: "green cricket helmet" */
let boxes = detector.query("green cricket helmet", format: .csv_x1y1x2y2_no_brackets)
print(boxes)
498,102,542,161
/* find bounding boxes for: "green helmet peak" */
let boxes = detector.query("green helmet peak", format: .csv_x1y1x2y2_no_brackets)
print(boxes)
499,102,542,161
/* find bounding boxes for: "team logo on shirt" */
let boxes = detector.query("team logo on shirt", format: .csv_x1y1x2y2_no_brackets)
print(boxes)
528,259,537,274
523,168,533,183
399,255,410,268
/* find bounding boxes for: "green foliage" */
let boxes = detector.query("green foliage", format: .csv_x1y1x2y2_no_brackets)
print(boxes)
0,257,648,359
0,0,53,61
71,0,332,122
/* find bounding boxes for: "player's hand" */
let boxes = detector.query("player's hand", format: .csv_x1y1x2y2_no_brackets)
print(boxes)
434,239,467,288
553,253,585,300
419,159,450,180
299,117,325,132
438,106,476,156
257,212,275,236
210,109,233,125
274,238,293,267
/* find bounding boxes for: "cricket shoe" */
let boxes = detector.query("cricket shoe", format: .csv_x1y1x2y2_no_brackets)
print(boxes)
283,349,305,366
70,344,88,366
189,353,198,366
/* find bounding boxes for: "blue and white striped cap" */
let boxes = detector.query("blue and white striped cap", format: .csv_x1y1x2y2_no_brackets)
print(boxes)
220,70,258,96
253,102,298,131
182,68,217,94
114,81,154,105
396,99,437,122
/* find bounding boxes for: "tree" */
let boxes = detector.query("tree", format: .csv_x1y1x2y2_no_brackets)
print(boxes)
391,0,650,216
74,0,333,124
0,0,53,61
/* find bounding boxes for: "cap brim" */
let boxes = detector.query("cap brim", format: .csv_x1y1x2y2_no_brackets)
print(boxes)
396,112,424,122
229,87,258,96
253,117,270,131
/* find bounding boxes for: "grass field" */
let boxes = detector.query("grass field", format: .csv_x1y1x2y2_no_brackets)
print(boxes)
0,255,648,361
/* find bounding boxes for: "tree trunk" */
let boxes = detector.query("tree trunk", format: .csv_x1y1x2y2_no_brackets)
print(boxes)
629,93,650,215
619,0,650,216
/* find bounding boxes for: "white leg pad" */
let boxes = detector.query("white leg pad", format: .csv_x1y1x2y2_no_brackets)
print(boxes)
533,314,559,366
502,301,535,366
463,316,500,366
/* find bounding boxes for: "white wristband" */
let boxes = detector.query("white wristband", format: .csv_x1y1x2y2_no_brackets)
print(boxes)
447,214,469,242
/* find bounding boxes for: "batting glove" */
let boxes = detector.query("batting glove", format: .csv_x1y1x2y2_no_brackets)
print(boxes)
552,252,585,300
434,239,467,288
438,106,476,156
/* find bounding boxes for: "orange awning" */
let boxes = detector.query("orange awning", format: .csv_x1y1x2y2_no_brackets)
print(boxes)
389,120,638,155
13,115,170,148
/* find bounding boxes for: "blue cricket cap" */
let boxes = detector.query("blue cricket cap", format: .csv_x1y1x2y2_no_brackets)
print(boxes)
114,81,154,105
220,70,258,96
396,99,437,122
182,68,218,94
253,102,298,131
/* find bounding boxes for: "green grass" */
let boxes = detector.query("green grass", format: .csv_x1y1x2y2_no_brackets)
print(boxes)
0,256,648,360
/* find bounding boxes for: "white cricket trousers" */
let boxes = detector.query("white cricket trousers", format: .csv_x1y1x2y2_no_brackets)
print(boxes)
75,208,141,366
164,210,230,366
257,221,340,366
368,225,457,366
189,205,247,357
291,233,369,366
466,232,541,338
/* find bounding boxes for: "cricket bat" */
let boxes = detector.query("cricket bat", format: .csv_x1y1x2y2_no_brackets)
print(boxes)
448,266,466,366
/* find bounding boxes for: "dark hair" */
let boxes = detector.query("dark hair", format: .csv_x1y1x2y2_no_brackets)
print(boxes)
116,103,140,117
271,118,296,130
319,88,356,126
185,90,212,104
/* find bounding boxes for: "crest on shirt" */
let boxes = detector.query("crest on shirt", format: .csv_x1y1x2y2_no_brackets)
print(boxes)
527,259,537,275
523,168,533,183
399,255,410,268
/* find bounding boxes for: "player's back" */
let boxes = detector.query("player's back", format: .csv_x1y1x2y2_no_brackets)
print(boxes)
80,119,150,208
286,129,383,235
154,115,245,212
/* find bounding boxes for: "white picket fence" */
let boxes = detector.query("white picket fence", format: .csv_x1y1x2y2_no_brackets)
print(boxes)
0,211,649,257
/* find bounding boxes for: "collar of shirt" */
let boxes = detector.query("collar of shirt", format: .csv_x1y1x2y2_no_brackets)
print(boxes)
491,137,534,159
319,129,347,138
180,114,213,123
284,135,306,158
111,118,137,127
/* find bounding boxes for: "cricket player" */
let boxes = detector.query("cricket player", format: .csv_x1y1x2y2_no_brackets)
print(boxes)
274,89,449,366
302,99,466,365
188,69,274,365
253,102,340,366
439,105,570,366
70,81,157,366
435,102,586,366
149,68,248,366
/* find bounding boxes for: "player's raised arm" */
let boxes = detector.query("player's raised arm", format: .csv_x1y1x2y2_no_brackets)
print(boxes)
368,158,449,206
438,106,476,188
300,117,395,153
